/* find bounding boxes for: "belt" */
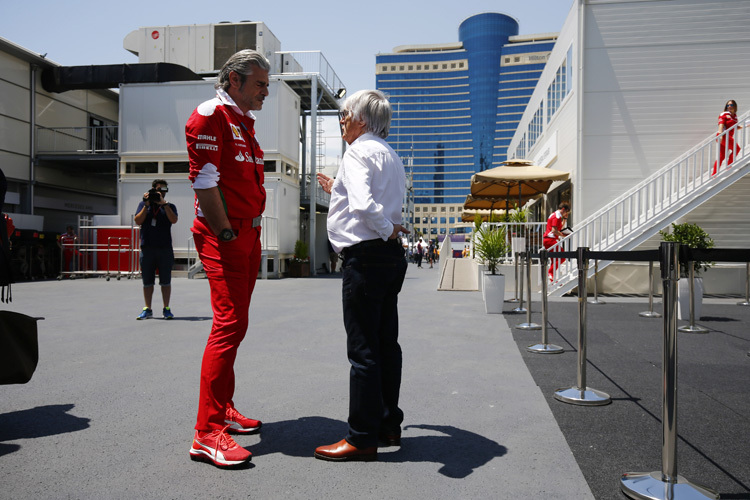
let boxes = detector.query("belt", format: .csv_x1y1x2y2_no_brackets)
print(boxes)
228,216,262,228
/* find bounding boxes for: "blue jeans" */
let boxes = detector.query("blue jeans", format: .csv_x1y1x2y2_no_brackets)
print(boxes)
341,239,408,448
140,246,174,287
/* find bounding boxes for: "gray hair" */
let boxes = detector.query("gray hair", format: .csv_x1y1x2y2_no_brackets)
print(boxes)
342,90,392,139
215,49,271,91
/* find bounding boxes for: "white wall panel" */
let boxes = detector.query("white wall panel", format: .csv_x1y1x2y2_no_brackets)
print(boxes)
0,115,30,155
0,79,30,121
0,51,30,88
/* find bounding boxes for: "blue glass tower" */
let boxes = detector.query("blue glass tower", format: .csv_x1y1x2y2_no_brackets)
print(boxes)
376,13,556,228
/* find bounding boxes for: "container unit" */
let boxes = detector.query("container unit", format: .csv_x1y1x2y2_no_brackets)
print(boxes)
123,22,282,75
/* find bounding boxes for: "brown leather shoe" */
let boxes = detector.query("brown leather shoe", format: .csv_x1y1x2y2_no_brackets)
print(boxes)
314,438,377,462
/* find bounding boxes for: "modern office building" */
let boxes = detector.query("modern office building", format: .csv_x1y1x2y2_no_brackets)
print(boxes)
376,13,557,238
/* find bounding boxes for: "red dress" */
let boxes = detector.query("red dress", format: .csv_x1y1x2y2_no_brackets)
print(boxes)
712,111,740,175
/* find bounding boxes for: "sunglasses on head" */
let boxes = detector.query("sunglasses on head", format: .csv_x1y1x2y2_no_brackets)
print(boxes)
339,109,351,121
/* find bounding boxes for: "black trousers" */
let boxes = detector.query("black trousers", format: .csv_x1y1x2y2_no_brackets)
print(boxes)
341,239,408,448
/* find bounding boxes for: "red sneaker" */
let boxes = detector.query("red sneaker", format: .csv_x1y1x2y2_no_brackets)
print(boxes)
225,406,262,434
189,425,251,467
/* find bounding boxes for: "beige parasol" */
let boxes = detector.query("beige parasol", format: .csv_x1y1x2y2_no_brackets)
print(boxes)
468,159,570,211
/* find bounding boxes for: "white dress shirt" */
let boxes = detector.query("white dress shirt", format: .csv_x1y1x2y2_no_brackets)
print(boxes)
326,133,406,253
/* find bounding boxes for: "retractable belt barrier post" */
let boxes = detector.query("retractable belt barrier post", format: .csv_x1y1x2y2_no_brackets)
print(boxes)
511,252,527,314
678,259,709,334
640,260,662,318
554,247,612,406
527,249,563,354
738,262,750,307
621,242,718,500
588,259,606,305
517,251,541,330
508,252,521,303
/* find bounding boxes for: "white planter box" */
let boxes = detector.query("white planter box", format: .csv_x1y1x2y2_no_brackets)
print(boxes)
678,277,703,321
483,273,506,314
477,263,487,292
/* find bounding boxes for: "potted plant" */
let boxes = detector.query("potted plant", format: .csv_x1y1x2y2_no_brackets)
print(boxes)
659,222,714,320
288,239,310,277
474,224,509,313
471,214,486,291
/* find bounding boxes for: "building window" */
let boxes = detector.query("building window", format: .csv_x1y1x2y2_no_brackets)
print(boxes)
382,66,387,71
391,66,396,71
441,206,446,212
451,63,456,68
417,65,421,70
399,66,404,71
442,64,447,69
125,162,158,174
415,207,420,212
163,161,189,173
433,64,438,69
459,62,464,68
505,57,511,63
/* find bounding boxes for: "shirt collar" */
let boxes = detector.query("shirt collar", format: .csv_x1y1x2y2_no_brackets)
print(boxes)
351,132,378,146
217,88,257,120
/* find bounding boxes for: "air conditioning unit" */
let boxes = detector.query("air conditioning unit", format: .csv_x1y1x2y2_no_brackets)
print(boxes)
123,22,281,75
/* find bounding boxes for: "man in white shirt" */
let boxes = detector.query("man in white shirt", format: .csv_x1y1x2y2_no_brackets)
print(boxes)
314,90,409,462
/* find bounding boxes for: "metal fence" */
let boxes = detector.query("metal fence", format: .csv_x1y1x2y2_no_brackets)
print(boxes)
36,125,118,154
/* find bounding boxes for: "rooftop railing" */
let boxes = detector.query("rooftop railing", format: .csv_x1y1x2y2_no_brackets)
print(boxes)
278,51,345,98
36,125,118,155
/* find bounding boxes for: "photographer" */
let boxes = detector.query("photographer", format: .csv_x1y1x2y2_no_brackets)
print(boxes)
134,179,178,319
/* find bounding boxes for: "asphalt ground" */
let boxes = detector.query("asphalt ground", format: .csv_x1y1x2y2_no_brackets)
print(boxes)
505,295,750,500
0,266,594,500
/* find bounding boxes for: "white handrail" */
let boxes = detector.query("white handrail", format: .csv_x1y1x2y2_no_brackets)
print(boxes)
549,109,750,288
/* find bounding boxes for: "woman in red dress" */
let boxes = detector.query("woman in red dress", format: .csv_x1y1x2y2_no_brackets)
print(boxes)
712,99,742,175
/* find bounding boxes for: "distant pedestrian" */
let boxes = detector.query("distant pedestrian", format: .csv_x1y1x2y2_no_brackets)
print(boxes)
543,202,570,282
712,99,742,175
58,226,77,275
416,237,424,268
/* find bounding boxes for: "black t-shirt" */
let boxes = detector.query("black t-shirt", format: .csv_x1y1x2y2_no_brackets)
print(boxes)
136,201,177,248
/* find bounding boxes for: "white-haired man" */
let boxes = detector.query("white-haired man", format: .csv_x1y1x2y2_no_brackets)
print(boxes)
185,49,269,468
315,90,410,462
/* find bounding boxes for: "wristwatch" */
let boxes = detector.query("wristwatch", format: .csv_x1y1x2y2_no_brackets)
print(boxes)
218,228,234,241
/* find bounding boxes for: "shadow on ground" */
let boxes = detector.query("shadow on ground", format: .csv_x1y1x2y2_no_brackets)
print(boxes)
251,417,506,478
0,404,90,457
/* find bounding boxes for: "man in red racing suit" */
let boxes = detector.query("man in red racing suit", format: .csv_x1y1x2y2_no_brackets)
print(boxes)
185,49,270,468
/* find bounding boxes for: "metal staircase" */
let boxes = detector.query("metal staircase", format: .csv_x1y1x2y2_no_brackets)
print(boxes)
548,110,750,296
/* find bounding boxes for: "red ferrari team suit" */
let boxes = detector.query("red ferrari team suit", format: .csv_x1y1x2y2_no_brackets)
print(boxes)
543,210,566,281
712,111,740,175
186,88,265,432
59,231,77,272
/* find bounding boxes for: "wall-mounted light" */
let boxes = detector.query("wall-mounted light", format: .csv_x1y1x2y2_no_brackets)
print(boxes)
334,88,346,99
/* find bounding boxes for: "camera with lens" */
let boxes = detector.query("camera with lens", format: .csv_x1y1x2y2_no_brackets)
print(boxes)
147,188,162,204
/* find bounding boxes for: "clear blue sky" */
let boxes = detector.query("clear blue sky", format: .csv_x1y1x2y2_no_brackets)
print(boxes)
1,0,573,94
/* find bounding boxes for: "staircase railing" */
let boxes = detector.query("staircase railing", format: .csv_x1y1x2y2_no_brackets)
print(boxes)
548,109,750,294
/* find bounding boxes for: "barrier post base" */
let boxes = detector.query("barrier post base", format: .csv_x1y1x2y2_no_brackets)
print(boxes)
588,298,606,305
506,297,520,303
527,343,563,354
737,300,750,306
620,471,718,500
517,322,541,330
677,324,709,334
554,387,611,406
639,311,662,318
509,306,527,314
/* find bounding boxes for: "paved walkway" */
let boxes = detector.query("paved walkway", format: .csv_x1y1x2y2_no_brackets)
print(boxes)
0,266,593,499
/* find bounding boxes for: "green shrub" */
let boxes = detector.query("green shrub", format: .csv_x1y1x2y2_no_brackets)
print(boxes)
659,222,714,275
